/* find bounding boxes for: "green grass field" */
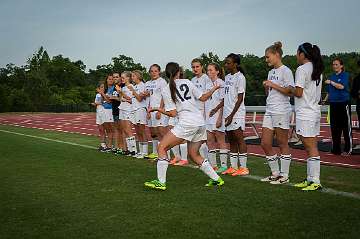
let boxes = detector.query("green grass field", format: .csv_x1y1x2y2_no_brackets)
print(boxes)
0,124,360,239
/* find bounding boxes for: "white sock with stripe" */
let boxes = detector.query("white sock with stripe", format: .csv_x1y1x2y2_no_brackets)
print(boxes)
180,143,188,161
142,142,148,155
208,150,217,167
229,153,238,169
199,159,220,181
157,158,169,184
266,154,279,176
171,145,181,158
238,153,247,168
308,156,321,184
219,149,228,168
280,154,291,178
152,140,158,154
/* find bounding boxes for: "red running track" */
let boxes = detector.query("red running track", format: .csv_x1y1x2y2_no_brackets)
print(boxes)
0,113,359,169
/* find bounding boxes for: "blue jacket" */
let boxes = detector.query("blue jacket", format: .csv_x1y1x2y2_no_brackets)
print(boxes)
327,72,350,103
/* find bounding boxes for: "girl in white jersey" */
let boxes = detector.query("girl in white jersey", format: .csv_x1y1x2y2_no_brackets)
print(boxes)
128,70,148,158
205,63,229,173
144,62,224,191
260,42,295,185
292,42,324,191
93,83,106,151
211,54,249,176
116,71,137,156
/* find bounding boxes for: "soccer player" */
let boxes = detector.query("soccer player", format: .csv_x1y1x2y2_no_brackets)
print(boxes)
260,42,294,184
144,62,224,190
211,54,249,176
93,83,106,151
205,63,228,173
293,42,324,191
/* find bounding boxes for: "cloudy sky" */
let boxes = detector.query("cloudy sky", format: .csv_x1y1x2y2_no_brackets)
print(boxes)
1,0,359,70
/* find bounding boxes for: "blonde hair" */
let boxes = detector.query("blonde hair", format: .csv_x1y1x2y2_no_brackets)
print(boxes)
121,71,132,78
266,41,283,57
132,70,143,81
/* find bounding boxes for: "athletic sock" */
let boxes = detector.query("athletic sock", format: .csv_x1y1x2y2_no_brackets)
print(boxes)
125,137,131,151
157,158,169,184
200,143,208,159
138,141,143,155
199,159,220,181
171,145,181,158
229,153,238,169
266,154,279,176
142,142,148,155
208,150,217,167
152,139,159,154
219,149,228,168
238,153,247,168
180,143,188,161
280,154,292,178
130,136,137,153
308,156,321,184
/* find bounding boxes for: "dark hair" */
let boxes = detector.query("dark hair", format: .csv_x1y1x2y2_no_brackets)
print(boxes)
208,63,225,80
179,67,185,79
104,74,113,93
266,41,283,57
333,58,345,72
149,64,161,72
165,62,180,103
226,53,245,74
298,42,324,82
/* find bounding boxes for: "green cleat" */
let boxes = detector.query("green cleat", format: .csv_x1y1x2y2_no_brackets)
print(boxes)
302,182,322,191
294,179,310,188
216,166,228,174
145,153,158,160
205,177,225,187
144,180,166,191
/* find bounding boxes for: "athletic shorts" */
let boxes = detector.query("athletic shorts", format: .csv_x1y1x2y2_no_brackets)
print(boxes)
171,124,207,142
150,111,169,127
168,117,179,127
119,110,135,124
262,112,291,130
113,115,120,122
225,117,245,132
134,108,147,125
96,108,114,125
206,123,225,133
296,119,320,138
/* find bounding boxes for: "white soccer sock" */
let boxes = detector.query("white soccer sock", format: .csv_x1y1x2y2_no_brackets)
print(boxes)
171,145,181,158
229,153,238,169
208,150,217,167
266,154,279,176
199,159,220,181
180,143,188,161
152,139,159,154
199,143,208,159
142,142,148,155
219,149,228,168
157,158,169,184
238,153,247,168
167,151,171,159
308,156,321,184
129,136,137,153
125,137,131,151
138,141,143,155
280,154,292,178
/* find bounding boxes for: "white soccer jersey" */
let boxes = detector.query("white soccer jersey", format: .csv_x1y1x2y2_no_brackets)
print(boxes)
132,81,147,110
266,65,294,114
144,80,151,108
294,62,322,121
95,93,104,112
191,74,209,111
118,84,134,112
162,79,205,126
204,78,225,124
223,71,246,119
148,77,168,108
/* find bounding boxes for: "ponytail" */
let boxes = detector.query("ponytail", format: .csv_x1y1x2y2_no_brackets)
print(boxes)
165,62,180,103
298,43,324,82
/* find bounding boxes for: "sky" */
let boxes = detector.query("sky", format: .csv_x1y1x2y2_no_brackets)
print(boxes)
1,0,359,71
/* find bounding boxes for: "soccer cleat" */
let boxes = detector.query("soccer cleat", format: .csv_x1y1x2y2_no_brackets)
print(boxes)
144,180,166,191
231,167,249,176
261,174,280,182
216,166,228,174
145,153,158,160
101,147,112,153
169,158,179,165
205,177,225,187
115,148,123,155
270,176,289,185
294,179,310,188
302,182,322,191
135,153,144,159
221,167,236,175
174,160,189,166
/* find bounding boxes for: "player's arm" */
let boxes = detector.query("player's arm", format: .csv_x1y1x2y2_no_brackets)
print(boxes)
209,99,224,117
199,84,221,102
264,80,294,96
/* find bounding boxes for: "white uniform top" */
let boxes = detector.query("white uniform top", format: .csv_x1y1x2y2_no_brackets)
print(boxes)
223,71,246,119
266,65,294,114
162,79,205,127
144,80,152,109
148,77,168,108
95,93,104,111
204,78,225,124
191,74,209,112
118,84,134,112
132,81,147,110
294,62,322,121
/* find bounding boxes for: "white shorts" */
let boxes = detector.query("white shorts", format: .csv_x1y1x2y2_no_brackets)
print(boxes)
262,112,291,130
225,117,245,131
96,108,114,125
296,119,320,137
119,110,135,124
168,117,179,127
171,124,207,142
206,123,225,133
150,111,169,127
134,108,147,125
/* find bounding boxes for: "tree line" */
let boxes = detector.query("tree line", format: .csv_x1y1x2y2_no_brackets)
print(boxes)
0,47,359,112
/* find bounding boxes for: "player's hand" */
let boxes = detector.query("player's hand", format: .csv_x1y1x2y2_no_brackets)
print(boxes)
96,88,104,94
209,108,217,117
216,117,222,128
156,111,162,120
115,84,121,91
263,80,274,88
225,114,234,127
325,80,331,84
